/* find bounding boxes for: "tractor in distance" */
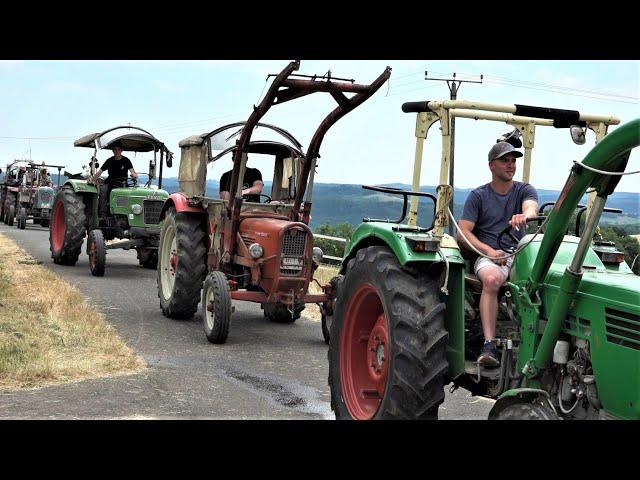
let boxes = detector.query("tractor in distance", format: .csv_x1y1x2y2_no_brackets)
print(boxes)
157,60,391,344
49,126,173,276
327,98,639,420
1,160,64,228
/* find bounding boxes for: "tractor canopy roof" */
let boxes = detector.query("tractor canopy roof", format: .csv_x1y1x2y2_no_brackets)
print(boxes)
74,126,170,153
179,122,304,163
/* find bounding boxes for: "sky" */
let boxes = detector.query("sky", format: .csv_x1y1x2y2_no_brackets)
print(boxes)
0,60,638,193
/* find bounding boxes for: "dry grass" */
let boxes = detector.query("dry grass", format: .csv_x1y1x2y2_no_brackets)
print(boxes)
0,233,145,390
305,265,340,322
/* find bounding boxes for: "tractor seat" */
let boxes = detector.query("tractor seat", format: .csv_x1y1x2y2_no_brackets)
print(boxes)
464,273,509,295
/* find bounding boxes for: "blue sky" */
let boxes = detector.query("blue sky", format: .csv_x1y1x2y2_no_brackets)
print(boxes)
0,60,638,193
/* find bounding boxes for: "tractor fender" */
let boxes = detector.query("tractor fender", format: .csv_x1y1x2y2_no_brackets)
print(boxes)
488,388,555,419
63,179,98,195
160,192,206,220
341,224,463,275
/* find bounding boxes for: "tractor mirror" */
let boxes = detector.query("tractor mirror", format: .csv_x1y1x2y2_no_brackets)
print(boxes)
166,152,173,168
149,159,156,179
570,125,586,145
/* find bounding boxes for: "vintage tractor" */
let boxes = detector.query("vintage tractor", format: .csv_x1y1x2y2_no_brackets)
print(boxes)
327,98,639,420
157,60,391,344
0,160,23,226
50,126,173,276
15,162,65,229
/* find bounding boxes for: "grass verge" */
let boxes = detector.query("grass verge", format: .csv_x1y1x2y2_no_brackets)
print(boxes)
0,232,144,390
306,264,340,322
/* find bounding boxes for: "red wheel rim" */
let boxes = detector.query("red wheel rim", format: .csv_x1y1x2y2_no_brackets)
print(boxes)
340,283,389,420
51,199,66,252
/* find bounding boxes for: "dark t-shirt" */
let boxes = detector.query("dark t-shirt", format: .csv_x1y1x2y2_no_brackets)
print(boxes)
461,181,538,251
100,156,133,183
219,167,263,203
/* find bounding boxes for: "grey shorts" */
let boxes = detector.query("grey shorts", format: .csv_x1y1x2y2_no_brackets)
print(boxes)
474,255,514,280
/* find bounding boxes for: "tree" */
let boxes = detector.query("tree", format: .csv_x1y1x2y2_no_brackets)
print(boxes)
313,222,354,260
599,226,640,275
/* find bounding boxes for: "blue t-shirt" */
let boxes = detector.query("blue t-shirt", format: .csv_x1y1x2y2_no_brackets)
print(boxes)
461,181,538,251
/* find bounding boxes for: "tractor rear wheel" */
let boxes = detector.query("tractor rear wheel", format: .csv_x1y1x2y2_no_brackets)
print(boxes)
202,271,232,344
157,207,207,319
328,246,448,420
88,229,106,277
264,301,305,323
7,204,15,226
50,188,86,266
18,207,27,230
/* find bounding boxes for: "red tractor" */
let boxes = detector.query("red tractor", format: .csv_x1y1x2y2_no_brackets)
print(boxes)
157,60,391,343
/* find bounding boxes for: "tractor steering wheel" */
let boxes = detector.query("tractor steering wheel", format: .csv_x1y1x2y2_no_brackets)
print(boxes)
496,215,546,253
243,194,272,203
126,177,138,188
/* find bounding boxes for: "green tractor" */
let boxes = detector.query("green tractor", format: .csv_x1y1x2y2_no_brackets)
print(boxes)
49,126,173,276
327,99,639,420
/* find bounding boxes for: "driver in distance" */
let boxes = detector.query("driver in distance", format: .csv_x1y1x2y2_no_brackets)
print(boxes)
90,143,138,216
457,140,539,367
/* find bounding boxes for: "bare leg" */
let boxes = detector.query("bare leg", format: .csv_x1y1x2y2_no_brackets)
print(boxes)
476,265,508,341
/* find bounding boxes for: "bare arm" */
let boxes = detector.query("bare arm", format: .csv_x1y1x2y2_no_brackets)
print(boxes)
220,179,263,200
129,167,138,178
242,179,264,197
458,219,508,265
91,168,104,183
509,199,539,229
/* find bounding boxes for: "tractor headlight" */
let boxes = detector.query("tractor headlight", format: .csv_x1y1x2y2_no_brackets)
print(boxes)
131,204,143,215
249,243,264,259
312,247,324,264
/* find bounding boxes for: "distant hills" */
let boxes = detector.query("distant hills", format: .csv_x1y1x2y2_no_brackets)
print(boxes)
38,174,639,232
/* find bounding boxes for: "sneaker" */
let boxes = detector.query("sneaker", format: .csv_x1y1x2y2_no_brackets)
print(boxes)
478,341,500,367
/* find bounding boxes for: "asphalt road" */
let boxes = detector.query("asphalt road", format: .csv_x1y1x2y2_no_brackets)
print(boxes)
0,222,493,419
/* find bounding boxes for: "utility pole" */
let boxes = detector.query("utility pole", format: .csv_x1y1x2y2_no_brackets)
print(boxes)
425,71,482,235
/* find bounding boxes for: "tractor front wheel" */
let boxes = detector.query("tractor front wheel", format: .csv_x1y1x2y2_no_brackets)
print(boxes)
88,229,106,277
328,246,448,420
264,301,305,323
137,247,158,269
50,188,86,266
202,271,232,344
491,401,559,420
157,207,207,319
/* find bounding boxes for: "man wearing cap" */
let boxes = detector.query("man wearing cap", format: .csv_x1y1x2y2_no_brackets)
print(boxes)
458,140,539,367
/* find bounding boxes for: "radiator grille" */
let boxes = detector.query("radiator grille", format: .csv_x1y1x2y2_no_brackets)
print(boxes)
605,307,640,351
38,191,53,203
144,200,164,225
282,229,306,256
280,229,306,276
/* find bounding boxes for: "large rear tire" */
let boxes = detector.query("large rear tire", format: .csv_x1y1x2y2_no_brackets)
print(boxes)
157,207,207,319
88,229,106,277
18,206,27,230
7,204,15,226
202,271,232,344
50,188,86,266
328,246,448,420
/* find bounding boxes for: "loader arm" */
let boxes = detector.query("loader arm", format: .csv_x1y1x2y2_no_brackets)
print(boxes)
521,118,640,377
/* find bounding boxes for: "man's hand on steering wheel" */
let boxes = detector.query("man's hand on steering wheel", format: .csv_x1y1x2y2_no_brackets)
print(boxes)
508,213,529,231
